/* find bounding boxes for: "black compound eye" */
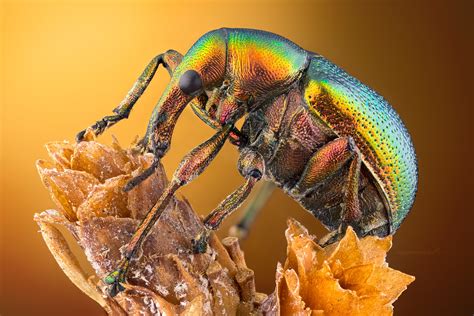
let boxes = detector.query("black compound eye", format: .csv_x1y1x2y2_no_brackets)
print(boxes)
248,169,262,180
179,69,203,96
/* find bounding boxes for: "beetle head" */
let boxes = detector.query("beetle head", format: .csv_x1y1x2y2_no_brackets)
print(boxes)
148,28,309,157
147,30,227,155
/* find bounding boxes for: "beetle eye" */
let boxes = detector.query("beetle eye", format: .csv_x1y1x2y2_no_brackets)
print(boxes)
179,70,203,96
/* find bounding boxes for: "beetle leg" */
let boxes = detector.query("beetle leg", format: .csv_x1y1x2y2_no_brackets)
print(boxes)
192,176,259,254
76,50,183,142
290,137,363,244
104,125,231,297
291,137,354,196
125,92,243,192
228,181,276,239
192,149,265,253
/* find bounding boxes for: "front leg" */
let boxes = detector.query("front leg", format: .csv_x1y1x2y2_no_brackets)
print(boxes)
193,149,265,253
104,125,231,296
76,50,183,142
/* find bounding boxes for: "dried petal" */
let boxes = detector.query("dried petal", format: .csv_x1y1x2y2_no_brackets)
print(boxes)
359,234,392,266
279,269,310,315
365,266,415,304
126,157,167,220
77,175,131,220
35,218,113,313
37,138,261,315
71,141,129,181
326,226,363,269
37,160,99,221
206,261,240,315
45,141,74,169
304,262,359,315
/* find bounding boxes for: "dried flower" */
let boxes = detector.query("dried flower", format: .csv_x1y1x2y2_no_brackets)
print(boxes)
266,219,415,315
35,135,265,315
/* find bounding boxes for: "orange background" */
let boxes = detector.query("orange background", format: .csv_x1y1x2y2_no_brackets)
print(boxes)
1,0,472,315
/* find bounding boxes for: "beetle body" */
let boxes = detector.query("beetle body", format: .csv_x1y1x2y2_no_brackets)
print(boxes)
183,28,417,237
78,28,417,294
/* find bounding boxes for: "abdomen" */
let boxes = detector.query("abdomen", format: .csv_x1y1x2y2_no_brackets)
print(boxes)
302,54,418,231
241,86,393,237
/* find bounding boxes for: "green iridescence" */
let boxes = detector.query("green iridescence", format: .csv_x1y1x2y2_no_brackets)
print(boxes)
226,28,308,77
305,56,417,230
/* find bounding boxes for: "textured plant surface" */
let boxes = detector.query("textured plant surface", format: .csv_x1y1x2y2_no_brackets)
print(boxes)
35,136,414,315
272,219,415,315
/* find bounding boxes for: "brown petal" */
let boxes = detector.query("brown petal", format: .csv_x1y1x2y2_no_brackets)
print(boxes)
77,175,131,220
358,295,393,316
284,219,324,289
180,295,206,316
127,158,168,220
45,141,74,169
359,234,392,266
118,284,178,315
206,261,240,315
37,160,99,221
303,262,359,315
71,141,129,182
326,227,363,269
366,266,415,304
338,264,374,293
35,214,113,313
77,216,138,278
279,269,310,316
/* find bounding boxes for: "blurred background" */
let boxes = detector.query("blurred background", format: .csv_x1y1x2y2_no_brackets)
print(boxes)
1,0,472,315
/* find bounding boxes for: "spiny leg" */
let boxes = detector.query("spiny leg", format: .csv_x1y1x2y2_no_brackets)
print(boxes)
192,176,259,253
192,150,265,253
124,100,245,193
121,59,243,192
76,50,183,142
104,125,232,296
290,137,363,246
229,181,275,239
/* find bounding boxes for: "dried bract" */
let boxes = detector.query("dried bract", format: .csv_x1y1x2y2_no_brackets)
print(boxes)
263,219,415,315
35,137,264,315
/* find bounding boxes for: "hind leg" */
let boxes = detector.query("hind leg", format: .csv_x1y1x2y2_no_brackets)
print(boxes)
290,136,363,245
229,181,275,239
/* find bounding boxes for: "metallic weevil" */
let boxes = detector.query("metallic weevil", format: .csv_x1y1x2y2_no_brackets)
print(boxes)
76,28,418,296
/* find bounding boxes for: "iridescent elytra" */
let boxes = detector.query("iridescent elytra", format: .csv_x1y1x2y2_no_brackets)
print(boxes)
76,28,418,296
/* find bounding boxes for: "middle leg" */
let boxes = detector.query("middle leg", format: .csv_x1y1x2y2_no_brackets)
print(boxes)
192,149,265,253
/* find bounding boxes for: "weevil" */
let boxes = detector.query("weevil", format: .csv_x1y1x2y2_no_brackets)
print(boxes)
76,28,417,296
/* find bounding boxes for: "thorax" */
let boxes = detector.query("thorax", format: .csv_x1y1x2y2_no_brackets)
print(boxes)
240,86,336,189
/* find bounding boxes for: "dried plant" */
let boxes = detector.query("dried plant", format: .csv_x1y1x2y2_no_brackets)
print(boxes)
271,219,415,315
35,137,414,315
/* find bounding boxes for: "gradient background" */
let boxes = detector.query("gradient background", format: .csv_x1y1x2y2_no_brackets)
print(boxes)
1,0,472,315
